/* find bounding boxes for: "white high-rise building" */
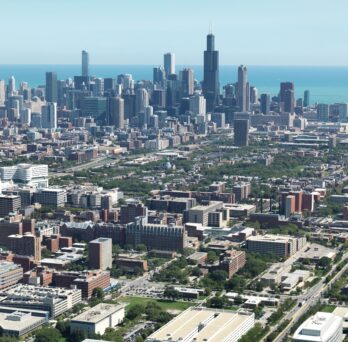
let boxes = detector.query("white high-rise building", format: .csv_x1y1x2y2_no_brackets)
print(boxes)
93,78,104,96
189,93,206,115
237,65,249,112
136,88,149,114
82,50,89,77
164,52,175,76
109,97,124,129
41,102,57,129
292,312,343,342
8,76,16,96
0,164,48,188
0,80,5,105
20,108,31,125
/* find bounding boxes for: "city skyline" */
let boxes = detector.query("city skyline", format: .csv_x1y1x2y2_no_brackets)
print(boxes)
1,0,348,66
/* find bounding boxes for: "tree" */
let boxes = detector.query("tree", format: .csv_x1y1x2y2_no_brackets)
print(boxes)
135,244,147,252
103,327,123,342
209,270,227,282
207,251,218,264
56,319,70,336
191,267,202,277
318,257,331,268
34,327,61,342
225,275,246,292
92,287,105,300
69,329,86,342
112,244,122,255
126,304,145,320
163,287,180,301
208,295,227,308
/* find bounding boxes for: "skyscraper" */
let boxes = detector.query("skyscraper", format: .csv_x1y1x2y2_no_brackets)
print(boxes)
279,82,294,112
234,119,250,147
109,96,125,128
180,68,194,97
153,66,166,86
203,33,219,112
88,238,112,270
0,80,5,105
237,65,249,112
317,103,329,122
82,50,89,77
135,88,149,114
164,52,175,76
304,90,310,107
260,94,270,114
45,72,58,103
41,102,57,129
283,89,295,113
8,76,16,96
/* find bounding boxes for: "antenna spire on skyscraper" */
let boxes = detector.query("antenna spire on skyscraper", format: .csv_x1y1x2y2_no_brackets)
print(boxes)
209,22,213,35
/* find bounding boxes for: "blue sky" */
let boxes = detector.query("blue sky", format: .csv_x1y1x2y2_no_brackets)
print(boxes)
1,0,348,65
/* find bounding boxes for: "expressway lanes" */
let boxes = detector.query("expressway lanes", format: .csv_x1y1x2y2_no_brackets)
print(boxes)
272,255,348,342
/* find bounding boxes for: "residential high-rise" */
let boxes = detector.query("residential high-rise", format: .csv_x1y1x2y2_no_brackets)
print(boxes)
0,195,21,217
92,78,104,96
164,52,175,76
41,102,57,129
237,65,249,112
189,93,206,115
82,50,89,77
8,76,16,96
181,68,194,97
20,108,31,126
203,33,219,112
9,233,41,262
88,238,112,270
109,97,124,128
279,82,294,111
338,103,348,122
283,89,295,113
303,90,310,107
249,86,258,105
317,103,329,122
153,66,166,86
0,80,5,105
260,94,270,114
234,119,249,147
135,88,149,114
45,72,58,103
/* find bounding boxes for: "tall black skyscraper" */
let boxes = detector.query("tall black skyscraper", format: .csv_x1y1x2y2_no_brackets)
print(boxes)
203,33,219,112
45,72,57,103
234,119,250,147
304,90,310,107
260,94,270,114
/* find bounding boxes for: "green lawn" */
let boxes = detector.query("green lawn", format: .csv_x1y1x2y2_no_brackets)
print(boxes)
119,296,194,312
320,304,336,313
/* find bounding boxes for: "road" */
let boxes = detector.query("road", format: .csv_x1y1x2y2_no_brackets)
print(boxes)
265,254,348,342
50,156,110,178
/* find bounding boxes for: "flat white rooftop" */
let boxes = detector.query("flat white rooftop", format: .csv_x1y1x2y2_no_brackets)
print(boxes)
293,312,343,342
147,307,254,342
72,303,124,324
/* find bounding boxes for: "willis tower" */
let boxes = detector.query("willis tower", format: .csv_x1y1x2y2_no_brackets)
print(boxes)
203,32,219,112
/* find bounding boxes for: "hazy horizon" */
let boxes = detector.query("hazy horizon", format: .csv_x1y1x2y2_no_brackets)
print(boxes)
1,0,348,66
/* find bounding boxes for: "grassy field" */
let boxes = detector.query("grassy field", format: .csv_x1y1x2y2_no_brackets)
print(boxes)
119,296,194,312
320,304,336,313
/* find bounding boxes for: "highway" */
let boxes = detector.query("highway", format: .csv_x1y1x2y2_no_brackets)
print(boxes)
265,254,348,342
49,156,110,178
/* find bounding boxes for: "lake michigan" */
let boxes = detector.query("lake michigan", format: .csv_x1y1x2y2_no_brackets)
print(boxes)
1,65,348,104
